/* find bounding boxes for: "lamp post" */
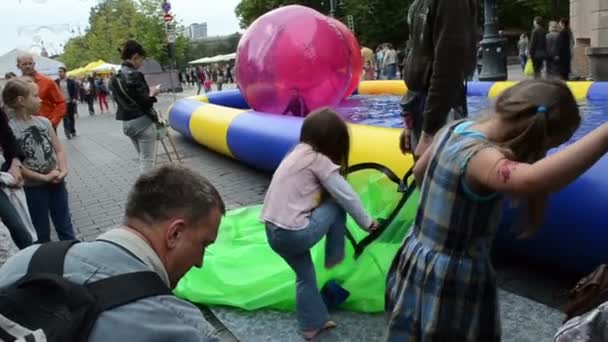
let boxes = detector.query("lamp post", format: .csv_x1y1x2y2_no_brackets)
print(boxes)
479,0,508,81
329,0,337,17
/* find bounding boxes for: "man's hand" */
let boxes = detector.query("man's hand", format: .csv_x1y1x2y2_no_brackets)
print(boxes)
414,131,434,158
150,85,161,97
400,129,413,154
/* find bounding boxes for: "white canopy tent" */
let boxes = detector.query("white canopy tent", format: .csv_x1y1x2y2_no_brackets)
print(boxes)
188,53,236,65
0,49,64,79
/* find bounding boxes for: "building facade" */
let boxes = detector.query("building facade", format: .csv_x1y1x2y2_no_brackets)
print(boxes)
570,0,608,80
187,23,208,41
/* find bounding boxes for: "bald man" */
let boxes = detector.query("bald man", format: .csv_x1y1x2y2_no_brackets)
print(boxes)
16,54,66,129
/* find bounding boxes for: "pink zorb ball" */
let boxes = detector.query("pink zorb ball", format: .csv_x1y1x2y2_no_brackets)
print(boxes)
236,5,354,115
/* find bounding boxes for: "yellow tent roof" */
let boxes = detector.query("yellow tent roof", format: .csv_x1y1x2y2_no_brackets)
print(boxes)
83,60,106,73
66,67,86,77
67,60,107,77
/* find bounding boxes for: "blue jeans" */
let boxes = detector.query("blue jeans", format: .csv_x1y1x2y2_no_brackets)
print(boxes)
519,54,528,71
265,201,346,331
384,64,397,80
0,190,33,249
24,181,76,243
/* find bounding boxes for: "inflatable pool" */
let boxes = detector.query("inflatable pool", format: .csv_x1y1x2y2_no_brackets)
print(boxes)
169,80,608,312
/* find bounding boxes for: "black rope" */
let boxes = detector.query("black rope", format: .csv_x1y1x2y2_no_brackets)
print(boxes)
344,163,417,259
346,163,402,184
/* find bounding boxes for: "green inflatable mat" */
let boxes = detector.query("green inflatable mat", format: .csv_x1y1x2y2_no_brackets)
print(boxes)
174,165,419,313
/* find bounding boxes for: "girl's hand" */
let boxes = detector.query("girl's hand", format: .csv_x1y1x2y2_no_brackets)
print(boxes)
368,220,379,231
46,169,61,183
415,132,434,158
52,170,68,184
8,163,23,187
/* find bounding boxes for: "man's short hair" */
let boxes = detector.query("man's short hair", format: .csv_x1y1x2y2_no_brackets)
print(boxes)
125,165,226,226
16,53,34,64
59,67,67,72
534,16,543,25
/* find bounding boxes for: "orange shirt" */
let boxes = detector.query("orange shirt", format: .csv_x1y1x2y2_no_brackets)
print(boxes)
34,73,66,127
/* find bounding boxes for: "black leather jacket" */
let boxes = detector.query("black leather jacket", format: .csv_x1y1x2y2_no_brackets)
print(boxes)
110,62,157,121
402,0,478,135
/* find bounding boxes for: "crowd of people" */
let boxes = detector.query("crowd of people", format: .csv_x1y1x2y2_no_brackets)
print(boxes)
0,3,605,342
179,63,235,95
519,16,574,80
4,65,115,140
361,43,405,81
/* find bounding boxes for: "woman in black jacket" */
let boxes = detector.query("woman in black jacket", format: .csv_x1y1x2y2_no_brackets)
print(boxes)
110,40,161,174
0,107,33,249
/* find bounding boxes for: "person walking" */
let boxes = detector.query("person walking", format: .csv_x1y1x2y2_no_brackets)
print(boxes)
518,33,529,71
529,16,548,79
55,67,78,139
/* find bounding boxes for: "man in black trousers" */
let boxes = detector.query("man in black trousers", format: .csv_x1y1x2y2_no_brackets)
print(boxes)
55,67,79,139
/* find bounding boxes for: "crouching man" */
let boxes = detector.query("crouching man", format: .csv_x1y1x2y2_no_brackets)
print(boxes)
0,165,227,341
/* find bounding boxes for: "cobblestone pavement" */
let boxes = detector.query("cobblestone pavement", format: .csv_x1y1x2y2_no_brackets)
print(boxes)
0,85,569,341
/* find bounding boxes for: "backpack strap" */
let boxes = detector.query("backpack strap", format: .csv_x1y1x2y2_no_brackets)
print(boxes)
86,271,170,311
27,240,80,275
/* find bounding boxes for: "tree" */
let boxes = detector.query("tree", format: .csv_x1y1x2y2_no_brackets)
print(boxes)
234,0,412,49
342,0,411,47
234,0,571,52
499,0,569,32
183,33,242,66
59,0,189,70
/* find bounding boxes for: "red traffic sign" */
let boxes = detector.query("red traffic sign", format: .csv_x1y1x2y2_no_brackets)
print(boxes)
163,13,173,23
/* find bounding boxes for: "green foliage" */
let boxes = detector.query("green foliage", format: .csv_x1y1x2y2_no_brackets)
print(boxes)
184,33,242,65
234,0,570,50
499,0,569,31
234,0,411,49
59,0,188,70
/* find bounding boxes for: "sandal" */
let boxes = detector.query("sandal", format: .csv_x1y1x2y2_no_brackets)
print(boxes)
302,320,337,340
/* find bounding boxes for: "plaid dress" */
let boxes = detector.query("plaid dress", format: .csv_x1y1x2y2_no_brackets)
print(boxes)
385,121,504,341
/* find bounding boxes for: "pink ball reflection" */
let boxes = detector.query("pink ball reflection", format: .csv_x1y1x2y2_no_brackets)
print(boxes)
331,18,363,99
235,5,354,116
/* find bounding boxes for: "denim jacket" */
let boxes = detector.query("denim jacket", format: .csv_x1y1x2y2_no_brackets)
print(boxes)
0,228,220,342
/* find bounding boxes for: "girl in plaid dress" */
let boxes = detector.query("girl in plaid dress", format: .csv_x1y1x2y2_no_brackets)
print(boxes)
385,79,608,341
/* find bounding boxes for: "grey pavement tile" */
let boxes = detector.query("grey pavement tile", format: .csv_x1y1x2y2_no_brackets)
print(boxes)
211,289,562,342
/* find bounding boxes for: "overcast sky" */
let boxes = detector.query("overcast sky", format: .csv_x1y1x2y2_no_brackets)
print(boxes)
3,0,241,56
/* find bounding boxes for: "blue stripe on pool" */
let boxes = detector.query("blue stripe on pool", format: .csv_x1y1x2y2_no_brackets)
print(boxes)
169,99,204,139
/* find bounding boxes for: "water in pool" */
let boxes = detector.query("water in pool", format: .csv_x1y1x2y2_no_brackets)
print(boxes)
338,94,608,142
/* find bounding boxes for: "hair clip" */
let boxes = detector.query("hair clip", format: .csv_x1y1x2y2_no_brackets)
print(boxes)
537,105,548,113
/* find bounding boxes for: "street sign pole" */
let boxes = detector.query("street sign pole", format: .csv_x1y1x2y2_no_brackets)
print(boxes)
165,23,177,102
162,1,177,102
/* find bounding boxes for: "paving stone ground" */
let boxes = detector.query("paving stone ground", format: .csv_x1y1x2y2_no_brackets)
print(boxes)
0,83,571,341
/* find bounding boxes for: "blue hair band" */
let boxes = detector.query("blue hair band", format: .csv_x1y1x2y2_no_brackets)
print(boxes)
537,105,548,113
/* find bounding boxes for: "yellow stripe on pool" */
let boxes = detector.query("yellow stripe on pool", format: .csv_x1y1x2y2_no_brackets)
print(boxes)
347,123,413,178
189,103,246,158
